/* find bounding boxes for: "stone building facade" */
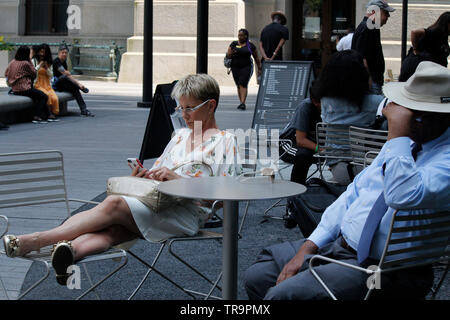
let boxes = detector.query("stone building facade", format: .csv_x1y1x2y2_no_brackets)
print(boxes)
0,0,448,86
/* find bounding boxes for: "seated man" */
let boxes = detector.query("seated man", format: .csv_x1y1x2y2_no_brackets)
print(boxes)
52,46,94,117
244,61,450,300
286,80,321,185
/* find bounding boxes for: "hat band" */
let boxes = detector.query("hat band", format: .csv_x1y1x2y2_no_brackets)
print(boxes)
401,86,442,104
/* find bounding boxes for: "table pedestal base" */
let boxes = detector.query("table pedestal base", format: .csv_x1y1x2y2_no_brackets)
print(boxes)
222,200,239,299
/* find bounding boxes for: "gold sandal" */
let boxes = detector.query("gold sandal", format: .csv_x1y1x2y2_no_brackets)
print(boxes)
2,235,21,257
51,241,74,286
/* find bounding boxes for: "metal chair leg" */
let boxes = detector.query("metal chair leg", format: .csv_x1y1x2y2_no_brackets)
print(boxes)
262,198,285,220
80,263,102,300
18,261,51,300
168,237,223,291
430,261,449,299
76,254,128,300
127,243,166,300
0,273,10,300
127,249,197,300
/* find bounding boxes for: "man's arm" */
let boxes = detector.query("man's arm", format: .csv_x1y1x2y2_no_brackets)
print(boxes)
411,28,425,55
276,240,318,284
276,180,358,284
271,38,286,60
382,103,450,209
259,41,269,60
295,130,317,151
362,58,373,89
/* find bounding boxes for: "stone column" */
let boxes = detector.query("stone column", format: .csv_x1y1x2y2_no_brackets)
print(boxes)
118,0,246,85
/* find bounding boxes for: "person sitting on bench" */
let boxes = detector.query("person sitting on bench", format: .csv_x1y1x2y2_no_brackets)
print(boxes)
52,45,94,117
4,46,49,124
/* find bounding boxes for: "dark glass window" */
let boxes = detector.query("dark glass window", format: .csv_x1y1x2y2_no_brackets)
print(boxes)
25,0,69,35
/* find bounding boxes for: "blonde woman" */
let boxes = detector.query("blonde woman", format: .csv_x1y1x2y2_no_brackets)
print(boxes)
3,74,243,285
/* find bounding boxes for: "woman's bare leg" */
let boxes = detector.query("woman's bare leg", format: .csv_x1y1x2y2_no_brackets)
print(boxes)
71,225,138,261
238,86,248,104
16,196,140,255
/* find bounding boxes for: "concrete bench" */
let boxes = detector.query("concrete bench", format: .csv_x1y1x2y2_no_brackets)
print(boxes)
0,91,74,124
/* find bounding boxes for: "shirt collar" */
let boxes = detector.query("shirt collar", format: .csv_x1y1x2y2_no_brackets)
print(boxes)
420,127,450,152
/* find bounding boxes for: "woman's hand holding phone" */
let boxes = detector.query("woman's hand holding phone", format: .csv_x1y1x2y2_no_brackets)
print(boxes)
128,158,149,178
131,165,148,178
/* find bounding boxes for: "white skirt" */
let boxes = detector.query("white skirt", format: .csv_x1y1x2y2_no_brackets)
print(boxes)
121,196,211,243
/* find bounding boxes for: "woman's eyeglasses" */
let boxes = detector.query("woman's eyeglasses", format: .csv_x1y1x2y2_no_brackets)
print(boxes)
175,99,210,114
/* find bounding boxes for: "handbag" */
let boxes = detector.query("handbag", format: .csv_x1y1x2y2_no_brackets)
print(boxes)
106,161,213,213
224,54,232,75
285,178,347,236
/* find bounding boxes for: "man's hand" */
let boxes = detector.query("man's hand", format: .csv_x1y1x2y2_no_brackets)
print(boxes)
382,102,415,140
277,255,305,285
276,240,318,285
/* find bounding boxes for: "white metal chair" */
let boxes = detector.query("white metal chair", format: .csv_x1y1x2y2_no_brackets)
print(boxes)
0,150,127,300
309,210,450,300
245,126,298,220
127,146,262,300
349,126,388,168
314,122,353,180
126,200,229,300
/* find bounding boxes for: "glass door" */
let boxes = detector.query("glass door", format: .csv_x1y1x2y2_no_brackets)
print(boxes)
292,0,355,75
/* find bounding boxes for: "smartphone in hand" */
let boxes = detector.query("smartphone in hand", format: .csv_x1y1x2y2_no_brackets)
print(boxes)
127,158,144,172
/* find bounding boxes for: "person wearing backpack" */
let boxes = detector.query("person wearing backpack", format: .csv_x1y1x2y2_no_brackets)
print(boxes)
226,29,261,111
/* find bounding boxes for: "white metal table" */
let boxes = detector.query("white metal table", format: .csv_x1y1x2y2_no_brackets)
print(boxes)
158,176,306,299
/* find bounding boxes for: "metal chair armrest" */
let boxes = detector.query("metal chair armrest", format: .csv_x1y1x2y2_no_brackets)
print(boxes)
364,151,379,168
0,215,9,238
211,200,223,221
68,198,101,205
308,254,374,300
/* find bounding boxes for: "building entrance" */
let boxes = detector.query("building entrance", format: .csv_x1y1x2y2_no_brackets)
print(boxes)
292,0,356,75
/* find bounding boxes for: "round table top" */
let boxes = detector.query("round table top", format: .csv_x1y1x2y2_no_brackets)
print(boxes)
157,176,306,201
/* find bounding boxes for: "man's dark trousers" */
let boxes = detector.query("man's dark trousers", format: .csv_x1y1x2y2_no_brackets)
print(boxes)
54,75,87,112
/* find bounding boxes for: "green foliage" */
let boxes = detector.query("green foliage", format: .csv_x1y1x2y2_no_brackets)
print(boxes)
0,36,14,51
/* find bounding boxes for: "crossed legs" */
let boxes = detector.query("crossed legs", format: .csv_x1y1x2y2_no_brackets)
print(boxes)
16,196,140,261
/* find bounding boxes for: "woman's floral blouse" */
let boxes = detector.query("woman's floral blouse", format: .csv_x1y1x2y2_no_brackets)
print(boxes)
151,128,243,178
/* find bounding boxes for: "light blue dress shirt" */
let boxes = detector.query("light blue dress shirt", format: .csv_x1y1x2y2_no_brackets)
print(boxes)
321,94,384,127
320,94,384,166
308,128,450,261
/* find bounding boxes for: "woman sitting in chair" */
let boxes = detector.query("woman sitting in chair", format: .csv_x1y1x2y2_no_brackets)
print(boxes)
2,73,243,285
317,50,384,185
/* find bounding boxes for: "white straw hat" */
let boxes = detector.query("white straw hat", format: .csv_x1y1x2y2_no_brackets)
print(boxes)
383,61,450,113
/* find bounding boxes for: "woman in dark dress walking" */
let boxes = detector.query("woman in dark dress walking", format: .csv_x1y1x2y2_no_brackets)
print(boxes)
227,29,261,110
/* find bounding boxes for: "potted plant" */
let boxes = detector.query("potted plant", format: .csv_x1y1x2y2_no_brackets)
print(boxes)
0,36,14,77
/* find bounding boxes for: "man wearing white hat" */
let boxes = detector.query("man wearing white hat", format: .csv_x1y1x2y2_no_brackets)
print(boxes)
352,0,395,95
244,61,450,300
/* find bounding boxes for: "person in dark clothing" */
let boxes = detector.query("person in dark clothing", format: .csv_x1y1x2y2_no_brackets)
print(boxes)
399,11,450,82
259,11,289,62
227,29,261,111
351,0,395,95
286,81,321,185
52,46,94,117
4,46,49,124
